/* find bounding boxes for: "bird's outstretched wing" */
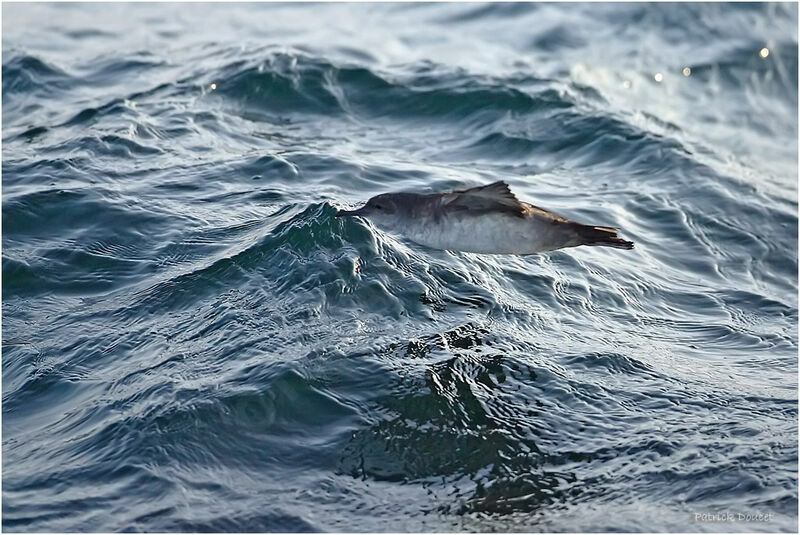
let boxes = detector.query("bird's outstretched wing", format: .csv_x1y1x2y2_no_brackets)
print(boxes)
440,180,526,217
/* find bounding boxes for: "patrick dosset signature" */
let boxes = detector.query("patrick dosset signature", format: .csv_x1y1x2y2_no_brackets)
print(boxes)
694,511,774,523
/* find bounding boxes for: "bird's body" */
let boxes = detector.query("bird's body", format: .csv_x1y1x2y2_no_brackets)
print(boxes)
336,181,633,255
397,203,575,254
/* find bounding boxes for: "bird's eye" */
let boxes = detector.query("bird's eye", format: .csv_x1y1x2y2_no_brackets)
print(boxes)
374,204,382,210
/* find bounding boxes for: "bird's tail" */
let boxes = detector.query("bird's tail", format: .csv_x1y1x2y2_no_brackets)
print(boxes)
574,224,634,250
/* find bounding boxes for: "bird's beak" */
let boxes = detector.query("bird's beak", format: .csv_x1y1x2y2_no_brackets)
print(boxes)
335,207,366,218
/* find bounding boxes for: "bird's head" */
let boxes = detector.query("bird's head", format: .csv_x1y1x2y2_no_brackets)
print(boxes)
336,193,403,227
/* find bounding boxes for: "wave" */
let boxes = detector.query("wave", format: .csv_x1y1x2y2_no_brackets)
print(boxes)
2,3,797,531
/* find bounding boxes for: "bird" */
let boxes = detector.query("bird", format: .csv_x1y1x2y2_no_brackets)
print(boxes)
335,180,633,255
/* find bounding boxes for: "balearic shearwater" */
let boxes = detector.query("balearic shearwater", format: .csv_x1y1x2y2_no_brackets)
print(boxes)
336,181,633,254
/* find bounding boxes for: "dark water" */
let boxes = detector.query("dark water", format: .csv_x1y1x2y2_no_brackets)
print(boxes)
2,2,798,532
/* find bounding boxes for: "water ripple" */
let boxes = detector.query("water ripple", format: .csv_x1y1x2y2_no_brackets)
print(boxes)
2,2,797,532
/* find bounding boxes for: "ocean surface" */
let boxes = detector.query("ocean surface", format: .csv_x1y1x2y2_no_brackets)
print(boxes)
2,2,798,532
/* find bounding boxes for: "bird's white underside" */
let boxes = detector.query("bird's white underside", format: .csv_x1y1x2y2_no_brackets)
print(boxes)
382,213,573,254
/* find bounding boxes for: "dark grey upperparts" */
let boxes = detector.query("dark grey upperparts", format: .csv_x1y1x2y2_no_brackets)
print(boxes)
336,180,527,219
439,180,526,217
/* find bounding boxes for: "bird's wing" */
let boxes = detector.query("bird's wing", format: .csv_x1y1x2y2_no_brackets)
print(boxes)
440,180,526,217
523,203,573,224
